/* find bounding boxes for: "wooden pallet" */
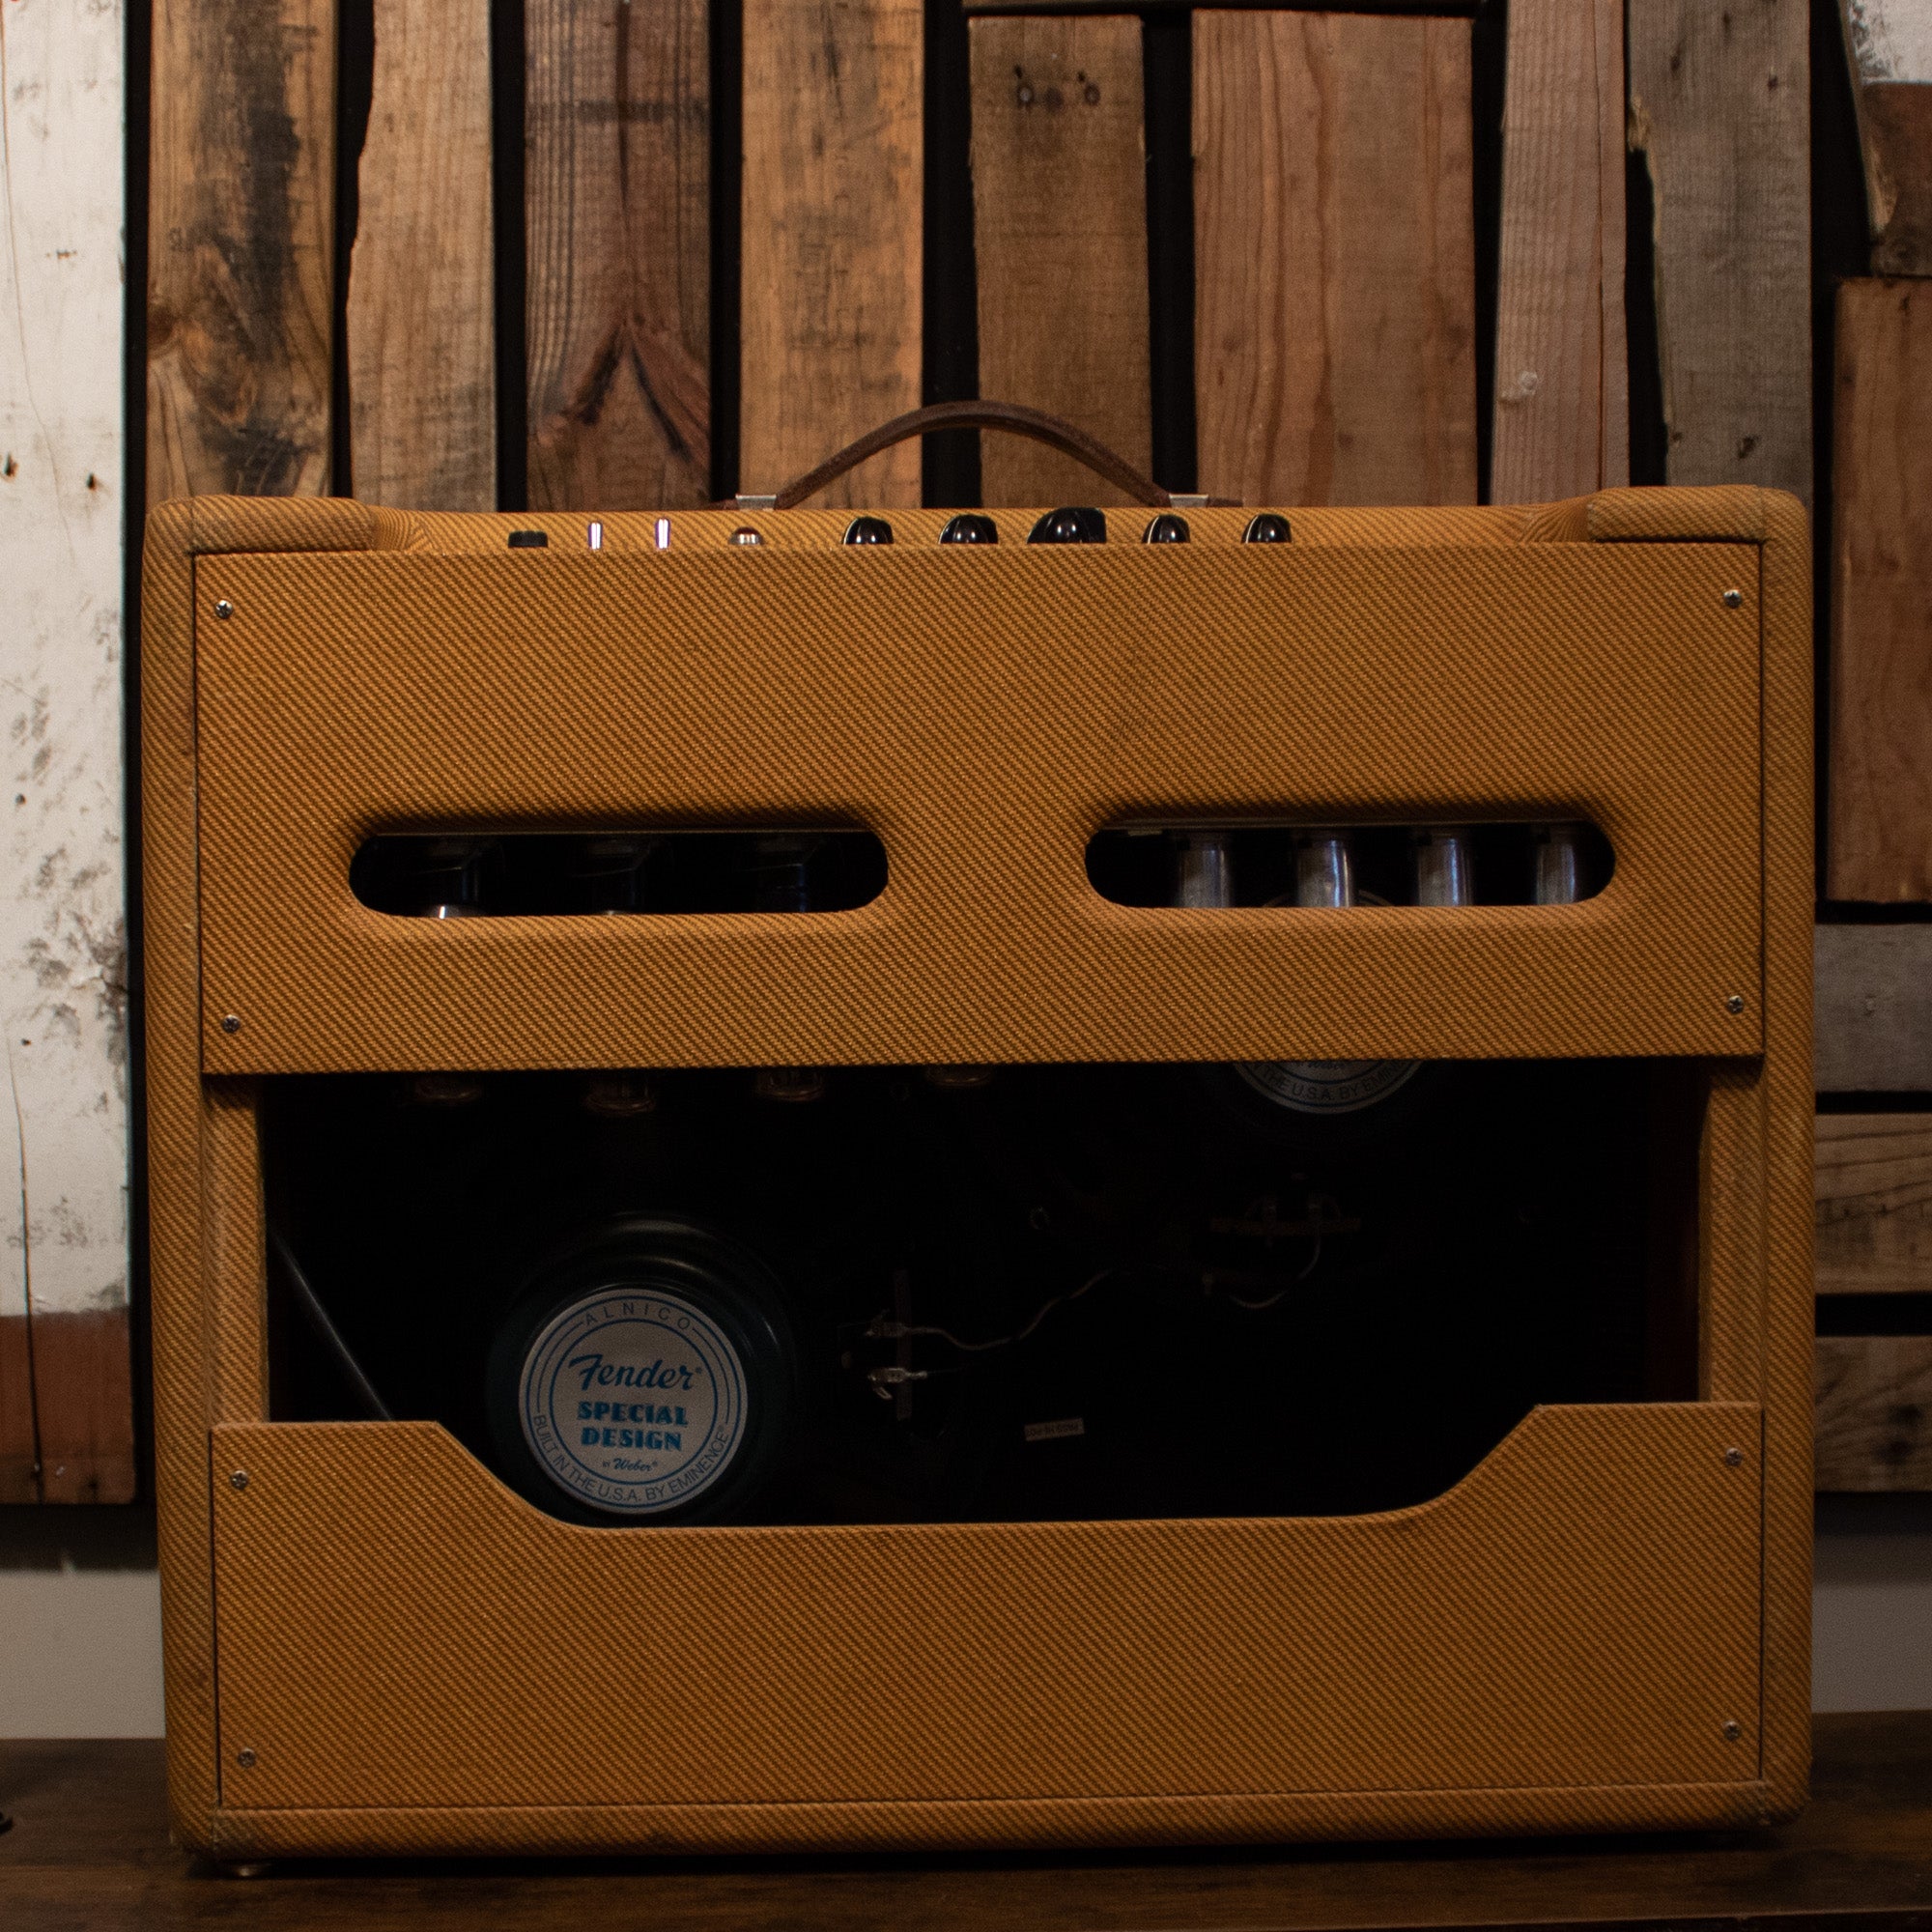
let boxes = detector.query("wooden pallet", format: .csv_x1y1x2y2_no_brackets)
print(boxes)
0,0,1844,1499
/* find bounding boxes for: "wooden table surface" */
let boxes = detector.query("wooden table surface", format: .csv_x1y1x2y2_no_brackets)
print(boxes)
3,1711,1930,1930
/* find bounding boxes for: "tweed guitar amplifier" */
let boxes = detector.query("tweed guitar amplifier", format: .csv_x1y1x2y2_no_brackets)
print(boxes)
141,410,1812,1862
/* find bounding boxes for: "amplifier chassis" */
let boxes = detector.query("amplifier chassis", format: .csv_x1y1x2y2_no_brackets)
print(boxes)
140,487,1813,1858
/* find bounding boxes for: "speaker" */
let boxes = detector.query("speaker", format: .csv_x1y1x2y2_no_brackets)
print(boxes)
141,486,1812,1860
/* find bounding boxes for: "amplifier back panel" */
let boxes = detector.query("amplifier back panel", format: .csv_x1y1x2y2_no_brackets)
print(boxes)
192,542,1764,1073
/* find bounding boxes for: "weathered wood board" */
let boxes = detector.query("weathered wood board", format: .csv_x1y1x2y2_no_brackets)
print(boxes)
1818,1114,1932,1293
147,0,336,501
526,0,710,511
1192,11,1477,507
349,0,497,509
1840,0,1932,273
1627,0,1811,503
1829,280,1932,902
1490,0,1628,502
1817,924,1932,1090
0,0,134,1503
969,15,1151,507
1817,1334,1932,1490
741,0,923,506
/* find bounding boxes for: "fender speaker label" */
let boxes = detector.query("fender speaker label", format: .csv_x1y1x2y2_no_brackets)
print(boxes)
1236,1058,1421,1115
519,1290,749,1514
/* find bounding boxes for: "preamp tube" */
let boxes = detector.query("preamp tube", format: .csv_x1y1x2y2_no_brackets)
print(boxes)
405,839,489,1106
1411,827,1474,908
564,835,656,916
1533,823,1586,906
408,838,490,921
749,834,827,1103
1293,831,1354,909
1173,831,1235,909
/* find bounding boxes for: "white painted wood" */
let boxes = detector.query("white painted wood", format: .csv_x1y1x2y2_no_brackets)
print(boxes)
0,1,128,1320
1843,0,1932,83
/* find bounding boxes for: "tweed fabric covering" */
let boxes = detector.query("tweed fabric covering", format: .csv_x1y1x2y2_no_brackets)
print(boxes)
191,542,1764,1073
208,1408,1760,1822
139,486,1814,1856
207,1776,1775,1861
1751,492,1816,1816
139,502,220,1838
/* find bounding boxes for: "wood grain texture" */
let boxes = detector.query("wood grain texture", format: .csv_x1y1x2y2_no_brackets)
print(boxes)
1193,12,1477,508
1841,2,1932,273
0,0,134,1503
349,0,496,509
741,0,923,506
526,0,710,511
969,16,1151,508
1817,923,1932,1087
1627,0,1811,503
1817,1334,1932,1490
1490,0,1628,502
1818,1113,1932,1293
0,1314,136,1504
1829,280,1932,901
29,1310,135,1504
147,0,336,500
0,1316,36,1502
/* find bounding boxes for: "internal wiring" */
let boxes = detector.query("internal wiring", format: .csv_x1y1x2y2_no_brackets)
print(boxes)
269,1225,395,1422
859,1238,1324,1395
1209,1237,1323,1311
865,1262,1122,1356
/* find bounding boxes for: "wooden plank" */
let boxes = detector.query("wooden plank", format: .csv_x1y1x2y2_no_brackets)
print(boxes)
1627,0,1811,503
740,0,923,507
969,16,1151,508
1817,924,1932,1090
0,0,135,1504
1818,1113,1932,1293
1829,281,1932,902
965,0,1488,13
30,1312,137,1504
349,0,496,509
1840,1,1932,273
0,1319,36,1502
1817,1334,1932,1491
1490,0,1628,503
147,0,336,501
526,0,710,511
1193,12,1477,508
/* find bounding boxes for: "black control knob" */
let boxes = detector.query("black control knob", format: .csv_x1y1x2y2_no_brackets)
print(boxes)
843,516,895,545
1242,512,1293,545
1028,507,1107,545
1143,513,1190,544
940,513,999,545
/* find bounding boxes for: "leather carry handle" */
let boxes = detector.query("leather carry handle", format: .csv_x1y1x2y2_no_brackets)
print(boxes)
745,400,1239,511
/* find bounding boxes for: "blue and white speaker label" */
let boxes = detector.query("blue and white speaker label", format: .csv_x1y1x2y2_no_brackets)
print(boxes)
519,1289,749,1514
1236,1058,1421,1115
